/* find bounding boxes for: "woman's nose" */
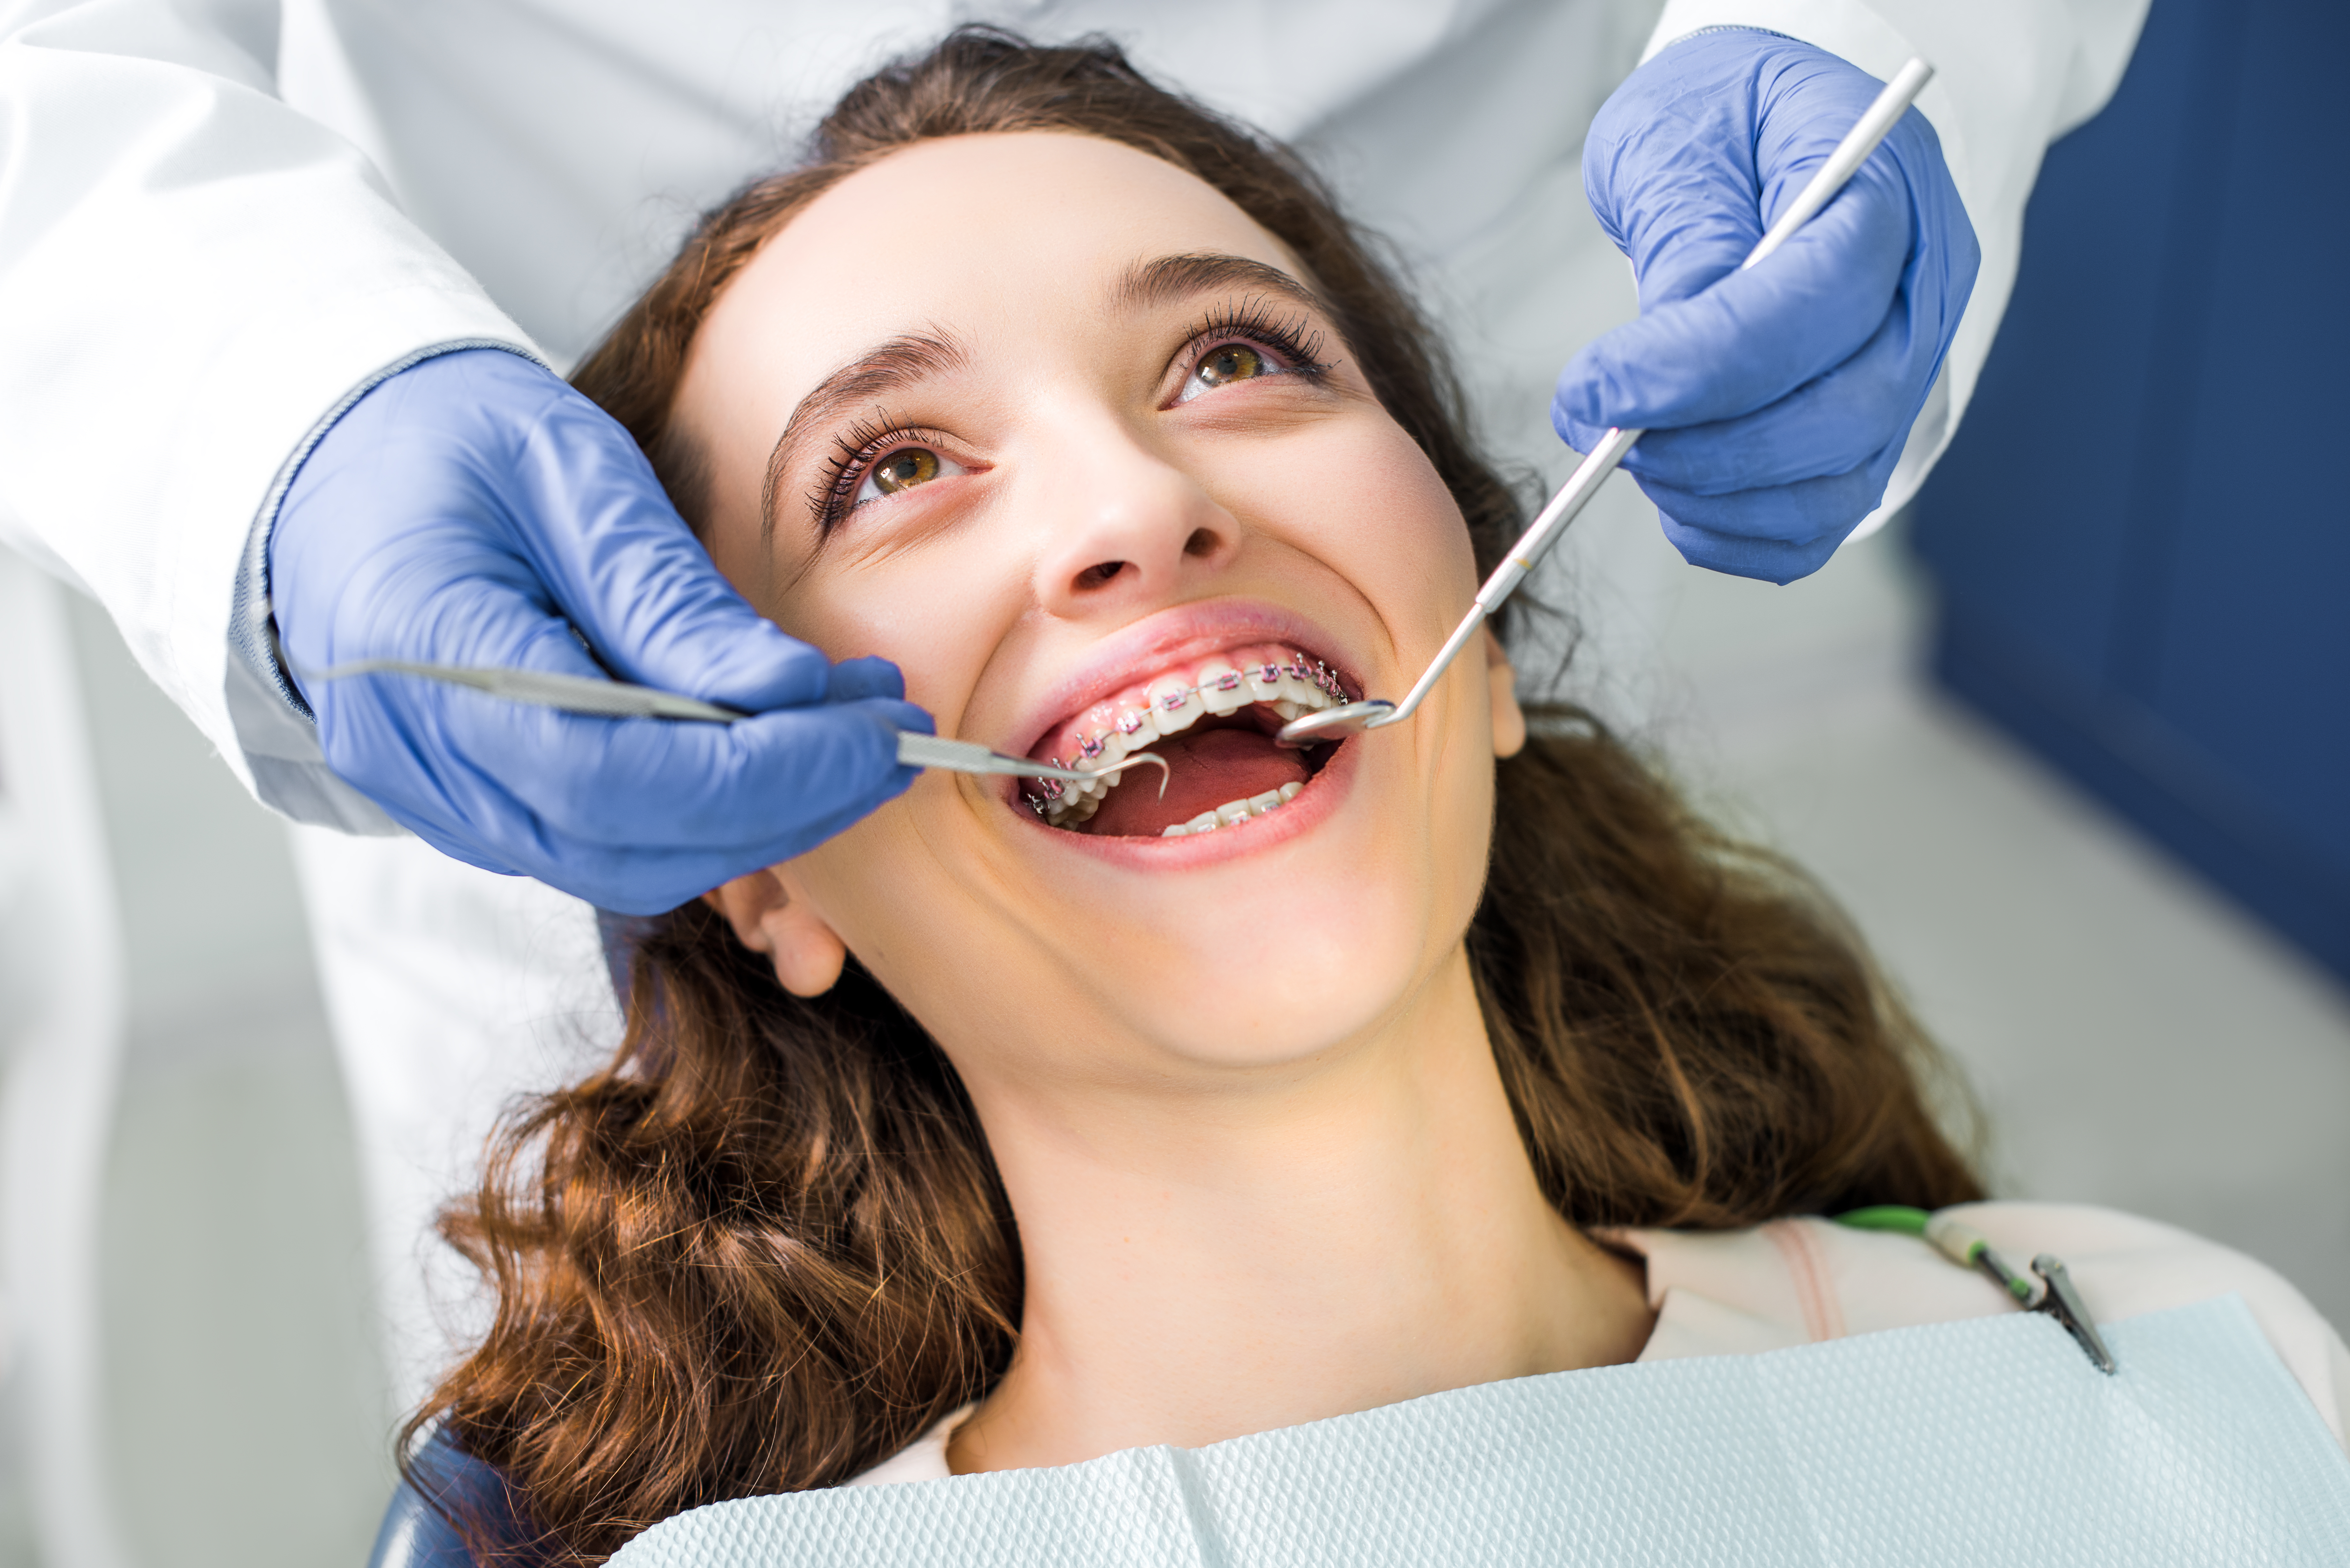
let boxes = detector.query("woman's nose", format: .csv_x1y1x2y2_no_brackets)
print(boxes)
1028,422,1240,617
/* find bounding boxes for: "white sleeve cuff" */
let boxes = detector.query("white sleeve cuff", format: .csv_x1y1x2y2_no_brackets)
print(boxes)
224,339,552,834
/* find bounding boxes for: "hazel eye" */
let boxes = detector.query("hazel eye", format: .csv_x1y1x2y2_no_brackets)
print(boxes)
1178,343,1269,403
854,445,963,507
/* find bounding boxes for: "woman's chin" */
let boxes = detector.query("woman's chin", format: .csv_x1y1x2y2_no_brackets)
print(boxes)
990,735,1464,1067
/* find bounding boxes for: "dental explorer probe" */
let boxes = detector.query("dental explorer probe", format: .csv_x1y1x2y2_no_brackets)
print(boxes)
1277,57,1937,750
301,656,1171,792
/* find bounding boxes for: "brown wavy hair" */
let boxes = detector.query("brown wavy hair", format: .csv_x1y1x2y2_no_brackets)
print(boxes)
408,27,1982,1564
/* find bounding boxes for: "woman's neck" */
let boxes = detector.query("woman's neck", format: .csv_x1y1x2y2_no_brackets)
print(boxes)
947,949,1654,1474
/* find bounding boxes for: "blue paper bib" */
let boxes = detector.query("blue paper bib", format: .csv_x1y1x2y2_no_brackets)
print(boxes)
615,1295,2350,1566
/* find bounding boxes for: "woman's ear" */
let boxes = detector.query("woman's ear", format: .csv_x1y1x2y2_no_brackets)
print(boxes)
1484,628,1526,759
701,866,848,997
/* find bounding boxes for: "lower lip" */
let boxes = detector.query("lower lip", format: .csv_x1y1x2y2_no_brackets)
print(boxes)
1007,732,1360,869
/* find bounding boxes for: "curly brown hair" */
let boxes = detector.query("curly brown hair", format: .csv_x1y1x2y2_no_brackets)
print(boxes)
407,26,1982,1564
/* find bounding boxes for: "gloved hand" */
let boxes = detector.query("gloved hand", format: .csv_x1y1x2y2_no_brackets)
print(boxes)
269,348,928,914
1553,30,1979,584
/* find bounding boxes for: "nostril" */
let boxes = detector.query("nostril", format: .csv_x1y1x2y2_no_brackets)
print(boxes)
1182,528,1219,558
1075,560,1127,591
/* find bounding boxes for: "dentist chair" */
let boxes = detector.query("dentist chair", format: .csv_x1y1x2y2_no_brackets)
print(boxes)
366,1428,534,1568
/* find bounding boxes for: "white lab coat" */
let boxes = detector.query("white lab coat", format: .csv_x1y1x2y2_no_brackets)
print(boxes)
0,0,2148,1406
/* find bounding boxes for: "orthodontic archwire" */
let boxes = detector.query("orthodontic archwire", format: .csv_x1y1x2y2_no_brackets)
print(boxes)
1026,657,1349,813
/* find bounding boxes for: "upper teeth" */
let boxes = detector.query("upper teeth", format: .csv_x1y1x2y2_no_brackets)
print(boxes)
1026,654,1346,828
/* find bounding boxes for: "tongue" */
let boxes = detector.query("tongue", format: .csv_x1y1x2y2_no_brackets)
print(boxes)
1083,727,1310,837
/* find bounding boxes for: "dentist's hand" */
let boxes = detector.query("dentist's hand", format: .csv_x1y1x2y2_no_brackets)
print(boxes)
1554,30,1979,583
269,348,928,914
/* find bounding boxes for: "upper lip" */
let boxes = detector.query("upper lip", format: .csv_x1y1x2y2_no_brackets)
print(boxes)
1005,598,1363,762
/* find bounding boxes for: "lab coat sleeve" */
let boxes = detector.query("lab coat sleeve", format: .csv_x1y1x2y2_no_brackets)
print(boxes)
0,0,541,831
1637,0,2152,526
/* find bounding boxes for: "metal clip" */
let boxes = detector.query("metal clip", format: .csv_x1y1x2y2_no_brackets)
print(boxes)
1914,1211,2119,1375
2028,1254,2117,1375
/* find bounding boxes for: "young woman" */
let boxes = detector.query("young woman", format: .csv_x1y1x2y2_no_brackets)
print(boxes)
398,29,2347,1564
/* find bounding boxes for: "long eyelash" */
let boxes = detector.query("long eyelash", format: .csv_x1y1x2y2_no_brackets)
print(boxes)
1183,297,1336,382
809,411,947,531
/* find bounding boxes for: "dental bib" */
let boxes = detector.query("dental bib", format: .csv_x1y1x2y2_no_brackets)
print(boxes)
612,1296,2350,1566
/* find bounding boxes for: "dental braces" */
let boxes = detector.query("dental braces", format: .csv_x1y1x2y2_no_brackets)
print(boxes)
1024,658,1348,816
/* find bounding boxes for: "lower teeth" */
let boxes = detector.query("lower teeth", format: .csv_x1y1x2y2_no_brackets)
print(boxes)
1161,781,1303,837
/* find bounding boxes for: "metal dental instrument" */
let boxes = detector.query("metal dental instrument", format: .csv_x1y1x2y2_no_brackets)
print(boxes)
303,657,1170,793
1839,1205,2117,1374
1278,57,1937,750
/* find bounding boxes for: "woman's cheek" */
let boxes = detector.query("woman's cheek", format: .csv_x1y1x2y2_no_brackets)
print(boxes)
772,551,1002,719
1321,426,1479,610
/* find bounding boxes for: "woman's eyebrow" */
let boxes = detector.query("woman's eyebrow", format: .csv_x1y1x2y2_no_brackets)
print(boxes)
762,330,968,544
1115,252,1328,317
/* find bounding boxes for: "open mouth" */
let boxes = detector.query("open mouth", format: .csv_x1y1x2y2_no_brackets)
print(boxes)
1023,644,1349,838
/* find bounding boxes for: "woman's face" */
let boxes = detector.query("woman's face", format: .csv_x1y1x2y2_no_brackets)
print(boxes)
676,131,1521,1088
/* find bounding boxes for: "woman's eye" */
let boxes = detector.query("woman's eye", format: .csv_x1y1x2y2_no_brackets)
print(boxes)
1178,342,1270,403
853,445,963,507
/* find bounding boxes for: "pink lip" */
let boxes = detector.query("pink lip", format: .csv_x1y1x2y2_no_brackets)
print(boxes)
1003,598,1364,764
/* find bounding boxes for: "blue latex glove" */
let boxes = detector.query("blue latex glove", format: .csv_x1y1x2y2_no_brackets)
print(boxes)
269,348,928,914
1553,30,1980,584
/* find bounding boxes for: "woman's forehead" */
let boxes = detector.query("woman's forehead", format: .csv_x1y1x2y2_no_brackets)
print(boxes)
692,132,1305,397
